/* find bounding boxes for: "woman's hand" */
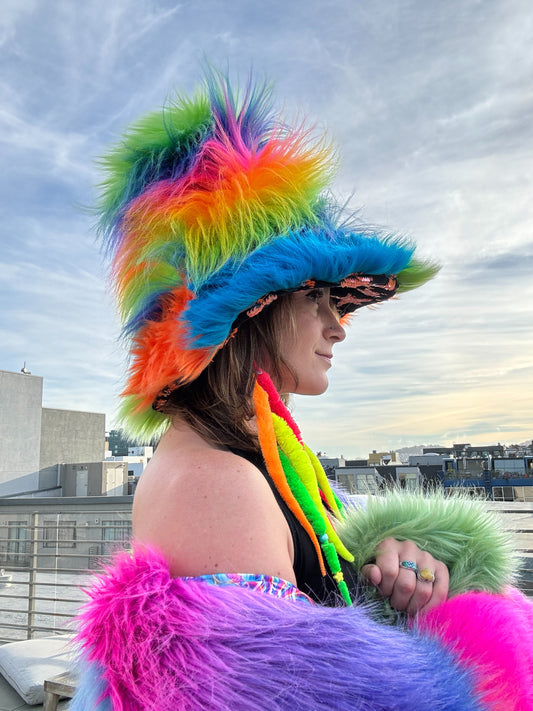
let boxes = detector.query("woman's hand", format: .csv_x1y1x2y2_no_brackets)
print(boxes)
360,537,449,616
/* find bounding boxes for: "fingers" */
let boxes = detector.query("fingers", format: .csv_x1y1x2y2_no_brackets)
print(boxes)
359,563,382,588
363,538,450,617
374,539,419,598
420,561,449,613
402,560,441,617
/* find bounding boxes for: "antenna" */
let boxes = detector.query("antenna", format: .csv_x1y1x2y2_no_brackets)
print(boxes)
20,361,31,375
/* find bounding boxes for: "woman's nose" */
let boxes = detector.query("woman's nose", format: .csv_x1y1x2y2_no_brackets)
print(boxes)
327,316,346,342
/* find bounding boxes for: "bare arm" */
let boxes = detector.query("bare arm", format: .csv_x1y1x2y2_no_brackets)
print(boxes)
133,448,296,584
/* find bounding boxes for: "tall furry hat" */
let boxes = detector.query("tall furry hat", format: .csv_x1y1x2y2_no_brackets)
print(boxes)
98,68,438,438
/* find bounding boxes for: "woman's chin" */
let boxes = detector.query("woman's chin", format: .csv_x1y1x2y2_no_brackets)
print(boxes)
293,379,329,397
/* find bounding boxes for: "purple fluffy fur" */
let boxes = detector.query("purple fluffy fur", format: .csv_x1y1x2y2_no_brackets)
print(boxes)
205,67,276,150
72,549,483,711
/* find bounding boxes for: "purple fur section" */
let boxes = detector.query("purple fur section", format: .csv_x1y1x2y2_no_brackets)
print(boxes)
73,548,483,711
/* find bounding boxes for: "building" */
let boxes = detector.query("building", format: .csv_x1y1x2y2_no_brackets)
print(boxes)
107,429,159,457
336,465,422,494
368,450,402,466
0,368,105,497
0,369,43,497
318,455,346,481
60,461,128,497
105,446,154,494
0,496,133,574
334,444,533,501
39,408,106,494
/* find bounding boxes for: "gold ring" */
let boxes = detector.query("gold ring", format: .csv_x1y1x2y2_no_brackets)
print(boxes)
417,568,436,583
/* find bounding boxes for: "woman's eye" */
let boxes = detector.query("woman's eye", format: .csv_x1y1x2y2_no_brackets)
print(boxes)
306,288,324,303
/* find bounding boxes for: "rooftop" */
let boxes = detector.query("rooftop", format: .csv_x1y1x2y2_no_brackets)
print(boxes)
0,498,531,707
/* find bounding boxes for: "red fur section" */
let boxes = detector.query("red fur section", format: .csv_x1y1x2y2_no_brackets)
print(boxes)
256,370,302,441
417,589,533,711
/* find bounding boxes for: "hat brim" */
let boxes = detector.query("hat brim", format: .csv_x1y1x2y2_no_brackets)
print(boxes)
183,227,417,349
231,273,398,330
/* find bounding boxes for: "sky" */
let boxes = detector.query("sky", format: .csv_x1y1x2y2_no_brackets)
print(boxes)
1,0,532,458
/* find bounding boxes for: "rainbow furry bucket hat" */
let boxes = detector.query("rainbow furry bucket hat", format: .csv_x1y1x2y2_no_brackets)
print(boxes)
97,68,438,438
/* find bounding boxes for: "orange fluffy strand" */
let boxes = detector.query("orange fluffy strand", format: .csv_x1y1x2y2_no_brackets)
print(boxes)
253,381,326,576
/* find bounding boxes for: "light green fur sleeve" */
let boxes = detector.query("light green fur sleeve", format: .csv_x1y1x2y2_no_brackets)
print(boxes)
337,491,518,595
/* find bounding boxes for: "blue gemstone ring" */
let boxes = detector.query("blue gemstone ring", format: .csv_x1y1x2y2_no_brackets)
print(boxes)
399,560,418,573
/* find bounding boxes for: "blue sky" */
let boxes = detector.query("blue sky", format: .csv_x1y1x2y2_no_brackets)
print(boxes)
1,0,532,457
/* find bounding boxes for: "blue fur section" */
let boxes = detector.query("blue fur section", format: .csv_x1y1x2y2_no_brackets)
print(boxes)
71,551,483,710
186,227,414,347
69,661,111,711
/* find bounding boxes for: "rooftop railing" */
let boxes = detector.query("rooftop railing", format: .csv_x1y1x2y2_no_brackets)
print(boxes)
0,497,531,643
0,496,131,643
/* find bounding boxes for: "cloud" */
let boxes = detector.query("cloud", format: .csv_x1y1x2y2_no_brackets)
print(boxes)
1,0,532,452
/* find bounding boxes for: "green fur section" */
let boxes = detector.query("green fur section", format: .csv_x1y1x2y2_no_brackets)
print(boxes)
119,256,184,327
97,90,213,237
337,490,518,595
118,395,171,443
396,259,440,292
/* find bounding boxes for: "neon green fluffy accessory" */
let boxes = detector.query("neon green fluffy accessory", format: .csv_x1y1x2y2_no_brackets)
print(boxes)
337,490,519,595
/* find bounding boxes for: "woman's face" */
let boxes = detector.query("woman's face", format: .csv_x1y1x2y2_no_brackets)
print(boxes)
278,288,346,395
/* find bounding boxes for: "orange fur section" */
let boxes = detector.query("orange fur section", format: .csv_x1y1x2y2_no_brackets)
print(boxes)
122,286,213,411
175,138,326,229
253,381,326,576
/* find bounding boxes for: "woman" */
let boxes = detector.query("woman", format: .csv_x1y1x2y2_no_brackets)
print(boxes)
71,69,533,710
133,286,449,613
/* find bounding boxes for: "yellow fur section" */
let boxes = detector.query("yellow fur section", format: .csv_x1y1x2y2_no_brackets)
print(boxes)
305,444,344,521
273,414,354,563
121,133,335,284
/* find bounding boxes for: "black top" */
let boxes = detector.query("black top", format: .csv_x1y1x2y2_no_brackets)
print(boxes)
232,448,360,607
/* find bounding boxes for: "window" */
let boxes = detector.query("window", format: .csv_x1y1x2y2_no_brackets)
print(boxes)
102,519,132,543
493,486,514,502
43,520,77,548
446,486,486,498
355,474,379,493
6,521,28,566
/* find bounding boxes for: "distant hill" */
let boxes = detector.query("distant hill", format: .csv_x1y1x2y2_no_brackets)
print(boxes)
395,444,441,456
394,444,441,463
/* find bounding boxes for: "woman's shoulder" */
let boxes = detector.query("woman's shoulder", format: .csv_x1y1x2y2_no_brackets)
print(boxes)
132,425,295,580
135,436,264,503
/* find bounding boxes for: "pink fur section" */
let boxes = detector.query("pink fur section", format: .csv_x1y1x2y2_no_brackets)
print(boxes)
417,589,533,711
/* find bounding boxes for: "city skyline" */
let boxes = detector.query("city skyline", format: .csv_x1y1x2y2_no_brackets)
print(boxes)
1,1,532,457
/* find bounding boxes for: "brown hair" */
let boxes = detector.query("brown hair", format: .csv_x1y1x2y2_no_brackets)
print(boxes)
160,295,296,451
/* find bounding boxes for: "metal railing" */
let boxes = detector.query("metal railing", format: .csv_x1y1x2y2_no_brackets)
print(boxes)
486,501,533,595
0,497,131,643
0,498,531,643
